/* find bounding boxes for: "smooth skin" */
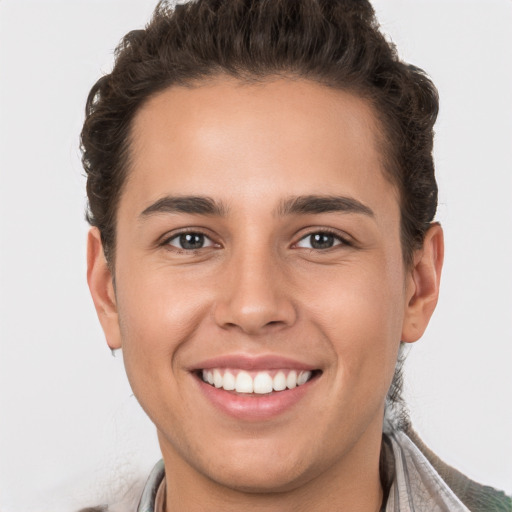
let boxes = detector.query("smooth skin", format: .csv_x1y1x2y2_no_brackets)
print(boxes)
88,78,443,512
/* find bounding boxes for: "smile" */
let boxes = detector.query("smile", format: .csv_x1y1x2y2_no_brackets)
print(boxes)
192,355,322,420
201,368,314,394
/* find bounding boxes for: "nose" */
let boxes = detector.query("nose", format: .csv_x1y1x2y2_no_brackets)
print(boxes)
213,246,297,335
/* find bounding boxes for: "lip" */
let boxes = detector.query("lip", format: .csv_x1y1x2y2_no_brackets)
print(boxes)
190,353,318,372
191,353,321,421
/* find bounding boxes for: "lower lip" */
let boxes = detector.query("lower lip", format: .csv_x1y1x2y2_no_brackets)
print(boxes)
196,374,319,421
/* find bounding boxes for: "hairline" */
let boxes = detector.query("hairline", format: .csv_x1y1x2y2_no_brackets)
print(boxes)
104,73,416,271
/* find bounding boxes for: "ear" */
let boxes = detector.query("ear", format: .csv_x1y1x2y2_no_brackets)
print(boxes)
87,227,122,350
401,223,444,343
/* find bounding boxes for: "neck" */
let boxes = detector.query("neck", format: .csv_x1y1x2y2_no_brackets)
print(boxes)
158,422,384,512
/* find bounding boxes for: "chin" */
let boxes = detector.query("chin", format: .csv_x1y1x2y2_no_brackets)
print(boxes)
190,435,326,494
204,460,310,494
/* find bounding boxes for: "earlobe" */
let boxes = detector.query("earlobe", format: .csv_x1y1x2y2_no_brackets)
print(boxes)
87,227,122,350
401,223,444,343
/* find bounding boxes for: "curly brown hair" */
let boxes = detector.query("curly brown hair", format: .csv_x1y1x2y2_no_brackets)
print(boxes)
80,0,440,431
81,0,439,268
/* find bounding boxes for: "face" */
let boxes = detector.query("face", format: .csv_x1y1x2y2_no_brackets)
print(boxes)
89,78,440,496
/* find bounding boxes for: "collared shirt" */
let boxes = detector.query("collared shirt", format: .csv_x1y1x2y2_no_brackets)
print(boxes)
135,431,482,512
383,431,469,511
136,459,165,512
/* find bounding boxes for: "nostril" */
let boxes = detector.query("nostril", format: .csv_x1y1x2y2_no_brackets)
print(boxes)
213,287,298,334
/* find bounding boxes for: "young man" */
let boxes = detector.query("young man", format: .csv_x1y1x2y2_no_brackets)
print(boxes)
83,1,511,511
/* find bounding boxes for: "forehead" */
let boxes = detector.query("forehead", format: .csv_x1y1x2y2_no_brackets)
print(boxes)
125,77,398,217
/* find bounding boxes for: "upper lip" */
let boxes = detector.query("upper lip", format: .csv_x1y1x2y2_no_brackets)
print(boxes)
190,353,319,371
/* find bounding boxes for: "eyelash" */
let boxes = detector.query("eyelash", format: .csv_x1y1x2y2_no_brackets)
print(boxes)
161,228,351,253
294,229,352,250
161,229,218,252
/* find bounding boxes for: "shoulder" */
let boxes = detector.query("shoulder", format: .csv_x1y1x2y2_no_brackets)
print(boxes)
76,475,146,512
405,428,512,512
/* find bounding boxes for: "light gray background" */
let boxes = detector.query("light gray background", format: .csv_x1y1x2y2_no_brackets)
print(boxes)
1,1,511,510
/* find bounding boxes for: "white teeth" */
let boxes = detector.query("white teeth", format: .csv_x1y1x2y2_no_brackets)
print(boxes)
235,371,254,393
273,371,287,391
223,371,236,391
297,370,311,386
203,370,214,385
213,369,223,388
253,372,273,394
286,370,297,389
201,368,314,392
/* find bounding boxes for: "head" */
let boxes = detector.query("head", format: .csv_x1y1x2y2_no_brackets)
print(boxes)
83,0,438,268
84,0,443,500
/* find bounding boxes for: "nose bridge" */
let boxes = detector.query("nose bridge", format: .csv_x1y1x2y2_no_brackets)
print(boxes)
214,233,296,334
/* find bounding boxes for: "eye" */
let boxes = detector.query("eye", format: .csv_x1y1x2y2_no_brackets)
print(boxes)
296,231,346,250
166,232,216,250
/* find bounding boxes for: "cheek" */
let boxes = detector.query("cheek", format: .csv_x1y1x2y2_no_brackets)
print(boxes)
113,266,217,435
115,265,214,374
301,258,405,391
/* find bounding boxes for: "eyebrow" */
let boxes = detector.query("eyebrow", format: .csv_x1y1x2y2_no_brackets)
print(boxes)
139,194,374,219
276,195,374,217
140,195,228,218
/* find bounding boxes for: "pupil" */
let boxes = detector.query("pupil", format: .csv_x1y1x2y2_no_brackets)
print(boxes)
180,233,204,249
311,233,334,249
